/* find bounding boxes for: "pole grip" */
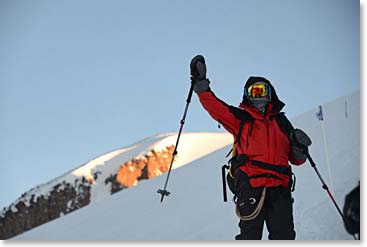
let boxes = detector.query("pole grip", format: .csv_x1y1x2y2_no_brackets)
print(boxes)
186,79,195,103
306,151,316,168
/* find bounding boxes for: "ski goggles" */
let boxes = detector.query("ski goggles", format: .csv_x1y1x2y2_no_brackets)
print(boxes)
246,82,271,99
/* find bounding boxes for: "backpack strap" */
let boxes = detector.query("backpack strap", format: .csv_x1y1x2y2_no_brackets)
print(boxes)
225,107,253,158
271,112,295,140
235,108,254,149
270,113,298,192
250,159,292,176
236,120,245,148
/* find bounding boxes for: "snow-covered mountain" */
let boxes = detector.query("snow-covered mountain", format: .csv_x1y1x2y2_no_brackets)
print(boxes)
3,91,360,240
0,132,232,239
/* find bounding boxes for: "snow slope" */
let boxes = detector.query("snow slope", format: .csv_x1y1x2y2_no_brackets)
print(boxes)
13,91,359,240
1,132,232,217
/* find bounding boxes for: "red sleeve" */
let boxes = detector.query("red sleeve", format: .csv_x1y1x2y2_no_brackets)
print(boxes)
197,90,240,136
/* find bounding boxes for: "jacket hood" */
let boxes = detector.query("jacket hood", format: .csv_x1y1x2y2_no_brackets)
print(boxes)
241,76,285,113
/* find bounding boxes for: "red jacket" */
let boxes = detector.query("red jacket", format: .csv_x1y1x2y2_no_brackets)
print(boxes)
197,87,305,188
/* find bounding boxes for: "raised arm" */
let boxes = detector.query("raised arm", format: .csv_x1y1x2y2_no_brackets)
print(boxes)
197,90,240,135
190,55,240,135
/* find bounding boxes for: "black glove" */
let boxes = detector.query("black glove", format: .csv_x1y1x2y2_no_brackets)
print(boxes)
290,129,312,161
291,145,307,161
190,55,207,80
190,55,210,94
292,129,312,148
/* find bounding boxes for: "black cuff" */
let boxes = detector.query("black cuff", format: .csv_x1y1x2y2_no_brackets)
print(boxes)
194,79,210,94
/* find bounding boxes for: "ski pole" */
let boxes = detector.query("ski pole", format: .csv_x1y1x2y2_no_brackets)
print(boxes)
157,79,195,203
305,150,357,240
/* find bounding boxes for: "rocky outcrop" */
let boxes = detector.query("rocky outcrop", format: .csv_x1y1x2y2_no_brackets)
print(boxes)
0,145,174,239
105,145,174,194
0,179,91,240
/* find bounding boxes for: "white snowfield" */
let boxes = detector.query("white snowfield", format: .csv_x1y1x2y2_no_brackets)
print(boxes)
13,91,359,240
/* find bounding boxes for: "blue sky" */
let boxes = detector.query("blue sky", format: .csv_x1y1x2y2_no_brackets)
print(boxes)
0,0,359,209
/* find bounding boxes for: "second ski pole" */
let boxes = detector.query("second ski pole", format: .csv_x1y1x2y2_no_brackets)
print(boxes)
305,150,357,240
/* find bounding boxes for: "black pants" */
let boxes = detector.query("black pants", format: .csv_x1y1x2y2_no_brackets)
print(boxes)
235,186,296,240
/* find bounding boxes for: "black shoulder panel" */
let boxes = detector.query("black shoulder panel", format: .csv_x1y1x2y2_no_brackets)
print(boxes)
272,112,295,140
228,106,253,122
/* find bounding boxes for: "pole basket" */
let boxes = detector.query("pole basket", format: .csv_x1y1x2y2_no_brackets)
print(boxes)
157,189,171,197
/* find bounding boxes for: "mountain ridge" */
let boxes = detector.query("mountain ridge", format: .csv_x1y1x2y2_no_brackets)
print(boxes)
0,132,232,239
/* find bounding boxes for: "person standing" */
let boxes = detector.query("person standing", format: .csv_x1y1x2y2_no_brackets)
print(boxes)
189,55,310,240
